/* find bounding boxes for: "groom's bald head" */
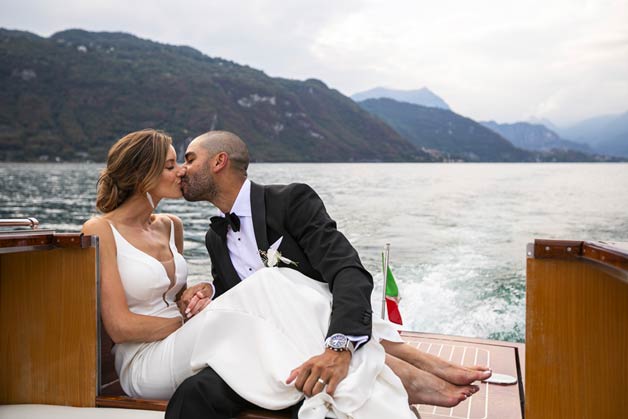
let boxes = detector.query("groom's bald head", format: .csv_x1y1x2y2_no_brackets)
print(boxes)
192,131,250,175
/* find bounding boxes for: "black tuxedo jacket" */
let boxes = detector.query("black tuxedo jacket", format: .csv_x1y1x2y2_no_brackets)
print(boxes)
205,181,373,340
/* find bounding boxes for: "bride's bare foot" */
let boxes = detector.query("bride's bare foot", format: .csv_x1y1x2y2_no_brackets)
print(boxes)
382,341,492,385
426,358,492,386
386,355,480,407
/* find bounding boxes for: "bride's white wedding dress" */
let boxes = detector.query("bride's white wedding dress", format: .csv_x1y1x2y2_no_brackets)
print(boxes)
110,222,414,419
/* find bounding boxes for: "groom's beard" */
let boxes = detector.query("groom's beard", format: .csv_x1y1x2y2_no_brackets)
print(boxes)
181,169,217,203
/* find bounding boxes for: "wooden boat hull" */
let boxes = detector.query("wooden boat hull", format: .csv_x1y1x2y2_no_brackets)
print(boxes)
526,240,628,418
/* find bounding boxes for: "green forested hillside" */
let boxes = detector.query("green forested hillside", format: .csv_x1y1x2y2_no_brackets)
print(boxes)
0,29,429,162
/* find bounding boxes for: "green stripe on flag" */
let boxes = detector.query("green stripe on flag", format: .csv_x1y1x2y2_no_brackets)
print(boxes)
381,252,399,298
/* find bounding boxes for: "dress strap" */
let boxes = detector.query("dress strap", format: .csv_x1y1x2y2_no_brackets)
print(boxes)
107,221,126,253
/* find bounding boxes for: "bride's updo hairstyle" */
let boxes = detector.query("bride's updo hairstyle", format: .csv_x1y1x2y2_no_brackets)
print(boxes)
96,129,172,213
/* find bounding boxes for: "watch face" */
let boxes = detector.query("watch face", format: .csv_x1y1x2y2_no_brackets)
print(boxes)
329,334,348,349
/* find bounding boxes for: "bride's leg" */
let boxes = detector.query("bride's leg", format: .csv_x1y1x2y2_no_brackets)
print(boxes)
385,354,479,407
382,340,491,386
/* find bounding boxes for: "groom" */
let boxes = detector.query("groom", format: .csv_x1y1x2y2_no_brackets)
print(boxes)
166,131,374,419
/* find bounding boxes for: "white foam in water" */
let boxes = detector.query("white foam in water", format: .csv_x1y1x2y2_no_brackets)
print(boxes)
372,260,526,342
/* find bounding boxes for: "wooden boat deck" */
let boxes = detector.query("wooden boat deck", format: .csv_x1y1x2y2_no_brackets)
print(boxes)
403,332,524,419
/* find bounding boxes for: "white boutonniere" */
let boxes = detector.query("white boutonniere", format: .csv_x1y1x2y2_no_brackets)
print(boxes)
259,236,298,268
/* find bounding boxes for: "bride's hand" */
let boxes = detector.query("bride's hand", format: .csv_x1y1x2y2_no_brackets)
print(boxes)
177,283,214,318
185,292,211,319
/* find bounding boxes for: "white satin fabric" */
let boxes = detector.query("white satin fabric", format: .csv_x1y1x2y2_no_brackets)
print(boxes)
111,227,413,419
190,268,413,418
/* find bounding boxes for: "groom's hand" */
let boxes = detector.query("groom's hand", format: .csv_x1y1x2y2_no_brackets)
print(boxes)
286,349,351,397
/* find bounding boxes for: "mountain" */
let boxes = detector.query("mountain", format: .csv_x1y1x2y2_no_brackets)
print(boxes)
358,98,618,162
558,113,628,145
0,28,430,162
359,98,529,161
558,112,628,158
481,121,593,153
527,117,560,133
597,132,628,158
351,87,450,110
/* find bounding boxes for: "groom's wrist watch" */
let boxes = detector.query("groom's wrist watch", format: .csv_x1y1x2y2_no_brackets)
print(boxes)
325,333,355,354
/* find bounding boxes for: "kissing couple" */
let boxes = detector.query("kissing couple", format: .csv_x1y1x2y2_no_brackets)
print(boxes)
82,129,492,419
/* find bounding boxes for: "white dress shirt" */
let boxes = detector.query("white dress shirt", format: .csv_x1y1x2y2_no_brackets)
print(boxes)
223,179,265,280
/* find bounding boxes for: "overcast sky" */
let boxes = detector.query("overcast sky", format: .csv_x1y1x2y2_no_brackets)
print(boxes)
2,0,627,126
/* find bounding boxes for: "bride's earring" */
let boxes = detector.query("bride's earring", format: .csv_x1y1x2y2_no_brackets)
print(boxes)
146,192,155,209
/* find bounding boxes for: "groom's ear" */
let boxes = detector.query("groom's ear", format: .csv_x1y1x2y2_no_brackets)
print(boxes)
212,151,229,173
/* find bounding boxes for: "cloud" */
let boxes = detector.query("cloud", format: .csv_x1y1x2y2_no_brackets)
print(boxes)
1,0,626,125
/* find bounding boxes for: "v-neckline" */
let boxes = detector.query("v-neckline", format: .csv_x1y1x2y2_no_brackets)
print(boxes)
108,222,176,267
109,221,180,304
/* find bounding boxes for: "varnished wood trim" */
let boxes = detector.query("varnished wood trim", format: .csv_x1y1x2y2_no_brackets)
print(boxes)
533,239,583,259
0,231,96,253
583,241,628,271
96,396,168,411
53,233,95,249
532,239,628,279
0,230,56,252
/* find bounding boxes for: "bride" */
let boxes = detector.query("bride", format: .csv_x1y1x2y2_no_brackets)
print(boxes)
82,129,489,419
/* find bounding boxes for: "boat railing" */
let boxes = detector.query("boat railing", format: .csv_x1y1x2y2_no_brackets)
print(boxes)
0,218,40,229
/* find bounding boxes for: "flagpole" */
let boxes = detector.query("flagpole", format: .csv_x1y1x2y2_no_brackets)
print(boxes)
381,243,390,320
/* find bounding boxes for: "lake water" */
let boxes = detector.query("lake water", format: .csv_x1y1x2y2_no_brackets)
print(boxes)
2,162,627,343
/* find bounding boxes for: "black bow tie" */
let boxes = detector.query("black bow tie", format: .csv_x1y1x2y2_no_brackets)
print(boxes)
210,212,241,240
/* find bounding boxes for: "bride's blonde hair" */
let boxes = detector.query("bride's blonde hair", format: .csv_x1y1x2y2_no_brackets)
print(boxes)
96,129,172,213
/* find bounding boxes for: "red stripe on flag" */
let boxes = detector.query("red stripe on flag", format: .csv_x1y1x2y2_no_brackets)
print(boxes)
385,297,403,326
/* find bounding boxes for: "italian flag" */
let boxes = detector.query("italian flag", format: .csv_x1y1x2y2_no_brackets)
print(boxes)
382,253,403,326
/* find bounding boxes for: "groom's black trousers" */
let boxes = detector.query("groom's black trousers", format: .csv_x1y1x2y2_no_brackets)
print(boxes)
166,366,305,419
166,367,253,419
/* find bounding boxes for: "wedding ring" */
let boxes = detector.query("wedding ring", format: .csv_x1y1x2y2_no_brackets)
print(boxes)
317,378,326,386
